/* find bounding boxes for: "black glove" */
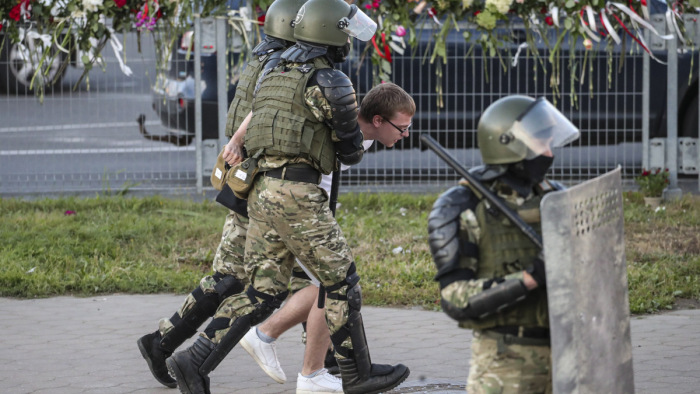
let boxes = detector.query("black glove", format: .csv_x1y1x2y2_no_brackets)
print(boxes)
526,257,547,289
335,141,364,165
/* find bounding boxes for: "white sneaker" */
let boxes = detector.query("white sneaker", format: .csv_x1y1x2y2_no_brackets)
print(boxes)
240,327,286,383
296,368,343,394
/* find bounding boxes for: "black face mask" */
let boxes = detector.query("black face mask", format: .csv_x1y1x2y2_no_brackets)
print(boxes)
510,155,554,185
327,41,351,63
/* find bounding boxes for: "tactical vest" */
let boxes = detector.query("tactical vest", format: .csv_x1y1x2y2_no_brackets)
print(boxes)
224,54,268,137
460,183,550,331
244,57,337,174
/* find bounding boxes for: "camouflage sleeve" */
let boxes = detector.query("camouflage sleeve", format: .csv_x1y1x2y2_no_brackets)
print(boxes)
440,205,526,314
305,85,334,131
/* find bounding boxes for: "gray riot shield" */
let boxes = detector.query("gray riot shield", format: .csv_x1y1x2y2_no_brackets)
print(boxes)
541,168,634,393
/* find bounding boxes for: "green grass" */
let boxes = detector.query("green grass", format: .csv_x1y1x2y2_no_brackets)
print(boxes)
1,191,699,315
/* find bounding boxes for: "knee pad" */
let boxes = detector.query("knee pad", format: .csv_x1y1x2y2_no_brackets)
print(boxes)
213,272,245,301
323,263,360,308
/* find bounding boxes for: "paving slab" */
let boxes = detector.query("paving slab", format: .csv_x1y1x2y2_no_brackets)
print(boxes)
0,294,698,393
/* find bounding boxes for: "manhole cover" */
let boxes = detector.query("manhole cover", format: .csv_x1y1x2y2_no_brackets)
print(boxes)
387,379,466,393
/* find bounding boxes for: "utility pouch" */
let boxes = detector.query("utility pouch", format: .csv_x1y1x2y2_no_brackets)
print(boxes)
210,147,231,191
226,151,261,200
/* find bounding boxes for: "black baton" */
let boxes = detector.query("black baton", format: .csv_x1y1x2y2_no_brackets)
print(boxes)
329,169,341,217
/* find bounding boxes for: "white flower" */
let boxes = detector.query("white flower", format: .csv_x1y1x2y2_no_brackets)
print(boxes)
486,0,512,15
462,0,474,8
49,0,69,17
82,0,103,13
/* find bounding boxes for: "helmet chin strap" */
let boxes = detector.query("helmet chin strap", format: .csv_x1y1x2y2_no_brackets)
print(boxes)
327,41,351,63
503,155,554,195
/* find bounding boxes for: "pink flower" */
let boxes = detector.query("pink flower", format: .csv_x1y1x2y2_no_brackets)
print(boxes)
365,3,373,9
395,25,406,37
372,0,380,7
64,210,76,216
114,0,127,7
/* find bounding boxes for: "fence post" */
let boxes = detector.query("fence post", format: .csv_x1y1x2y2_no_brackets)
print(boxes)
216,16,228,148
642,29,650,171
195,15,203,194
664,32,683,200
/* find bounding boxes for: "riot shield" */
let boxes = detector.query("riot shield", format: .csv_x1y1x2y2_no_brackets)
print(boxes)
541,168,634,393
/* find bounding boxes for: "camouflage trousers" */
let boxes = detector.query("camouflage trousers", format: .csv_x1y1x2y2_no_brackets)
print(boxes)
467,330,552,394
159,210,310,337
207,176,355,352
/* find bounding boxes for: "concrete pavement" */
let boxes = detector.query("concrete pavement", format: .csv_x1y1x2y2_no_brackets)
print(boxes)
1,294,698,393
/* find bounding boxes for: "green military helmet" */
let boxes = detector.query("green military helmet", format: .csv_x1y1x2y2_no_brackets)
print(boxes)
477,95,536,165
264,0,308,42
477,95,580,165
293,0,377,46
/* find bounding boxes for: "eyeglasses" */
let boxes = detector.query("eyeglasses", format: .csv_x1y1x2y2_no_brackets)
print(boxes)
384,118,412,134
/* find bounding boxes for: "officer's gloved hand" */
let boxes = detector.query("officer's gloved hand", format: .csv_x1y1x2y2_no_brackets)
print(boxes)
335,141,364,165
525,257,547,289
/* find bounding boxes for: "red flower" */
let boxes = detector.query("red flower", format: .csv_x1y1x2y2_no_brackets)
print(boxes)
114,0,127,7
545,16,553,26
9,4,23,21
9,0,31,21
473,10,481,16
257,14,265,24
0,23,3,32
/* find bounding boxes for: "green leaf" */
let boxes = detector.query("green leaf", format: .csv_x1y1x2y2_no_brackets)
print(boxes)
381,60,392,74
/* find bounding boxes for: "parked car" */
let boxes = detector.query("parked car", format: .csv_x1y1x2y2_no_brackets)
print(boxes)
0,31,78,94
145,18,699,150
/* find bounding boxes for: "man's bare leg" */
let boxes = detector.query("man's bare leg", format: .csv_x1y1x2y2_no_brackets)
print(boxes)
300,293,331,375
259,285,316,338
258,284,331,374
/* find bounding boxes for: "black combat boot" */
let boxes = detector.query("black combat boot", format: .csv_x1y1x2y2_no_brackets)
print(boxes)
137,331,177,388
337,357,410,394
166,336,216,394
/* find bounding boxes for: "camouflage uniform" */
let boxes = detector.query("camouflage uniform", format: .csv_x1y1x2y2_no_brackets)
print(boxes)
437,179,553,394
204,80,355,350
156,54,314,340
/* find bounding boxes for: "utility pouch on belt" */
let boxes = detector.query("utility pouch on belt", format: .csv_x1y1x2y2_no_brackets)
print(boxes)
226,151,261,200
210,147,231,191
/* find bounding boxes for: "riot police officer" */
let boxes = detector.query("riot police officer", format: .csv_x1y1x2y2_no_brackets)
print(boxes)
427,95,580,393
136,0,311,388
165,0,411,393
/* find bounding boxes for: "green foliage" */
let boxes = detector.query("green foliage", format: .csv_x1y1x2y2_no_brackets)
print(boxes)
2,192,699,316
0,196,226,297
635,168,670,197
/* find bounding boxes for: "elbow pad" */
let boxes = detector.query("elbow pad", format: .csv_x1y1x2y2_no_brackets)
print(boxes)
442,279,528,322
314,69,362,145
428,186,477,280
468,279,528,319
334,132,364,165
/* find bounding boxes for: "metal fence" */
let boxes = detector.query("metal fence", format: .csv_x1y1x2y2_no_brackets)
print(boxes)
0,18,696,197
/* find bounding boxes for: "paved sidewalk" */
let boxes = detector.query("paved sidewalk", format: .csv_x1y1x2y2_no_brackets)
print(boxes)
1,294,699,393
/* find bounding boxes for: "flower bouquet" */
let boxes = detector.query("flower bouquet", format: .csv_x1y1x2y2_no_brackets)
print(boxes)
1,0,230,98
635,168,669,207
